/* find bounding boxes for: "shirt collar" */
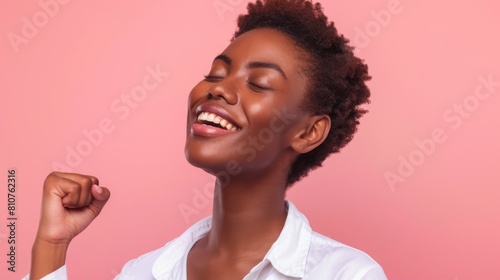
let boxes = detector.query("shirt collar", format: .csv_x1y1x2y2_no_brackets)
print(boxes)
152,217,211,279
152,201,313,279
264,201,312,278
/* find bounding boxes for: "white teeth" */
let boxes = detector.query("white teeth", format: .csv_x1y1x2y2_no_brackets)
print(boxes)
220,119,228,127
198,112,208,121
206,113,216,122
197,111,238,131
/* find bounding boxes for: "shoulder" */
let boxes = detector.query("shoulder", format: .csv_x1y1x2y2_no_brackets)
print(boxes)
116,216,212,279
287,201,386,279
305,231,387,279
116,240,176,279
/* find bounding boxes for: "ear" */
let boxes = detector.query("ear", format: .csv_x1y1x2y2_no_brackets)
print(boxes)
290,114,331,154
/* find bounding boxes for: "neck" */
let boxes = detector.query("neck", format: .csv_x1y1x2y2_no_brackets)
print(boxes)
206,174,287,256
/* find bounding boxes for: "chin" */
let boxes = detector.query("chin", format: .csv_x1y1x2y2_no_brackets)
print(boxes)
184,147,219,175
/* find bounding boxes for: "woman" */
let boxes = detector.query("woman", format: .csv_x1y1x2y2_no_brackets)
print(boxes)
27,0,387,279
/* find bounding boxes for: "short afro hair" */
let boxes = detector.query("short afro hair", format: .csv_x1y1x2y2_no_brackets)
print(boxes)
233,0,371,187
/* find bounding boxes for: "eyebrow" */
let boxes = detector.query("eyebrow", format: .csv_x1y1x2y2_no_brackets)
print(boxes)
213,54,288,80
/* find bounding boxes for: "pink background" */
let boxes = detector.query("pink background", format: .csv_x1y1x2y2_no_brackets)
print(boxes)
1,0,499,279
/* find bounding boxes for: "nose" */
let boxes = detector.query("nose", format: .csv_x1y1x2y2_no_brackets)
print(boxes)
207,77,238,105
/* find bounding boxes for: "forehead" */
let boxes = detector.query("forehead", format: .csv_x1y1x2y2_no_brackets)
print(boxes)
222,28,306,71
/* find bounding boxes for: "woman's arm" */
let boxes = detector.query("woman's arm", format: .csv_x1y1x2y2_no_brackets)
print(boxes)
30,240,68,280
29,172,110,279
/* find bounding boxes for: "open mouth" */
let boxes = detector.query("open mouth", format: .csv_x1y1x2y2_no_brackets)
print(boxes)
197,111,239,131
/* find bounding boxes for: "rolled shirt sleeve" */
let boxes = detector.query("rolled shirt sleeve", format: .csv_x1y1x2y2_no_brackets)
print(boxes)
22,265,67,280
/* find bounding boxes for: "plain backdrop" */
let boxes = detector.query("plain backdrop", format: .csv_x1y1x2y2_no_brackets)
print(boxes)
1,0,499,279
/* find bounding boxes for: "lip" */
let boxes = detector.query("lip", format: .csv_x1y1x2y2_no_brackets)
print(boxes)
194,103,240,129
191,123,238,137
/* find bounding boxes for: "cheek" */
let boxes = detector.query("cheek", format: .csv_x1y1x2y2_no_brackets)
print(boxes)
244,95,298,131
244,95,279,123
248,107,305,158
246,102,265,118
246,106,292,149
188,81,207,104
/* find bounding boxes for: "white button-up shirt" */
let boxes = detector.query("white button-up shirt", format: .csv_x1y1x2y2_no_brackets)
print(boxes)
26,201,387,280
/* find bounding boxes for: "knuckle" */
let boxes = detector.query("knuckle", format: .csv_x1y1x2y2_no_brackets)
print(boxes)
68,182,82,193
81,177,93,187
44,173,58,189
45,171,58,182
89,176,99,185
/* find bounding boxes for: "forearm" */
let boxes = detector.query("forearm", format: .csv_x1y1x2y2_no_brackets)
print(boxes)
30,238,69,280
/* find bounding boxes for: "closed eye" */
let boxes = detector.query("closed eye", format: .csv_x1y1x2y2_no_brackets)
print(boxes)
248,81,271,91
203,75,224,82
204,75,272,91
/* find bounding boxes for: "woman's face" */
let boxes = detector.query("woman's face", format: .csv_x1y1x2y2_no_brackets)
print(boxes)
185,27,312,178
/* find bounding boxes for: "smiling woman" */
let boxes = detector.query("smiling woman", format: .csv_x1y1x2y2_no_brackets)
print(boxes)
26,0,386,279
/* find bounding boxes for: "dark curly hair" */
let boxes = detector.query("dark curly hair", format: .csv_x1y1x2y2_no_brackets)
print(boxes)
232,0,371,187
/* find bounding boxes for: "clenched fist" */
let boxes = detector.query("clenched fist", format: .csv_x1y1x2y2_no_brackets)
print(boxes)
36,171,111,244
30,172,110,279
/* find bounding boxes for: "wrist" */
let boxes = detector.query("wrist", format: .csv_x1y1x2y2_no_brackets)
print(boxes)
30,238,69,280
34,232,72,246
33,236,70,251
